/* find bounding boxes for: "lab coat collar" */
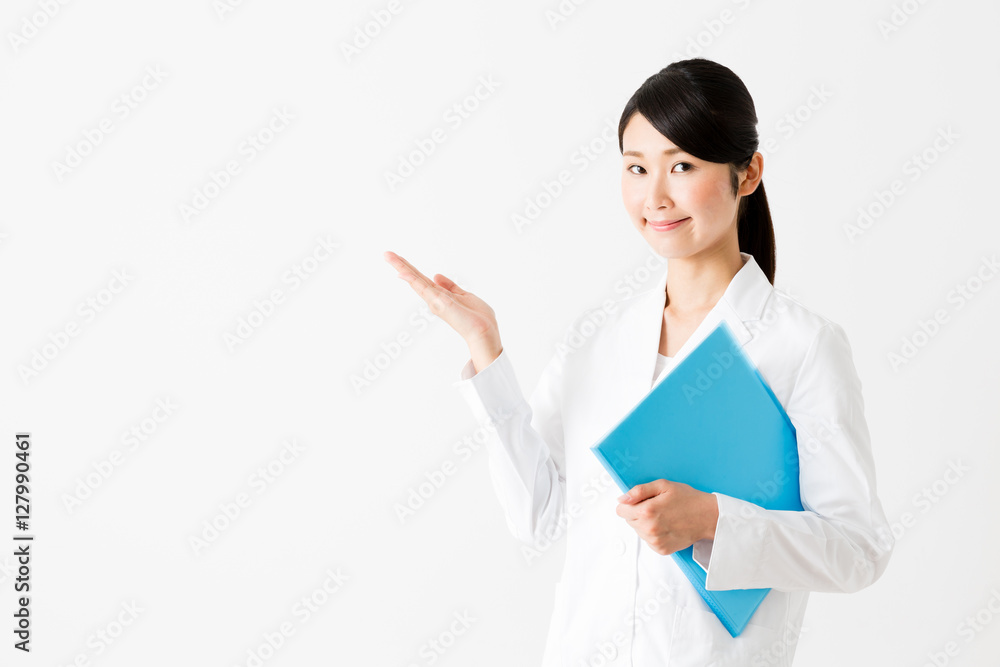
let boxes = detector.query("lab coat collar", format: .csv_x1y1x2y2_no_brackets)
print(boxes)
620,251,773,402
651,251,772,327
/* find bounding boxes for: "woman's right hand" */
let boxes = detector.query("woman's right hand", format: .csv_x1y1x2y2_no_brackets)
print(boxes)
383,250,503,372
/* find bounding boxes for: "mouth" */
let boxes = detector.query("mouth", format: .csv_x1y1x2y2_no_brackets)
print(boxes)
645,217,690,231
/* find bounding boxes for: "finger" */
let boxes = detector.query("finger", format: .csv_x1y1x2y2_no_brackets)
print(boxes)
383,251,425,282
433,274,466,295
410,277,453,317
616,507,640,525
618,479,669,504
405,270,455,315
384,251,451,308
617,487,641,504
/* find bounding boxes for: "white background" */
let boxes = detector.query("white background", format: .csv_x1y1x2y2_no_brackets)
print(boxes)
1,0,998,665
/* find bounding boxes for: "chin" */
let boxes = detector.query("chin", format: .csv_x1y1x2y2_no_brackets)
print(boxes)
646,240,684,259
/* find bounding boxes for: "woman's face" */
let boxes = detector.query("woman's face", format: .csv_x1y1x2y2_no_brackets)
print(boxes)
621,112,749,259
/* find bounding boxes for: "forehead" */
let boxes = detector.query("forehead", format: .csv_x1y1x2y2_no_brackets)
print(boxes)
622,113,683,154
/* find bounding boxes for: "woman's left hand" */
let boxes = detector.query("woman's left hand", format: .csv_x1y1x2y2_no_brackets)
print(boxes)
615,480,720,556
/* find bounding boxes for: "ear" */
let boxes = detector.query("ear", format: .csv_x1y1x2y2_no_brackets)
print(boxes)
738,151,764,197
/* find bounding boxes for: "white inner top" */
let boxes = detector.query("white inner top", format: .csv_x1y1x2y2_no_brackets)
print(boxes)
653,352,674,386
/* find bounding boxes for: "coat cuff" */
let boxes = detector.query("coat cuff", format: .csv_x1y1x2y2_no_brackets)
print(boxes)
692,539,713,571
703,493,768,591
691,491,723,570
451,349,526,427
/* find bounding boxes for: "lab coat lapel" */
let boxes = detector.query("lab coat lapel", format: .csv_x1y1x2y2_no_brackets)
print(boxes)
615,252,769,408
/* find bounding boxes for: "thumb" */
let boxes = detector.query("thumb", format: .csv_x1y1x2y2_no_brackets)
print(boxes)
434,274,466,295
618,479,669,504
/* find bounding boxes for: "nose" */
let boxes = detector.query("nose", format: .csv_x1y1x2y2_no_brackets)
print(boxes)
643,176,673,214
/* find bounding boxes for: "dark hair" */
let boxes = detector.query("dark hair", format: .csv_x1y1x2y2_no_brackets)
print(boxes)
617,58,776,285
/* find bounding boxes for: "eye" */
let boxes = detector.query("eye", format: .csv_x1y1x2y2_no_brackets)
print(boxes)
626,162,693,175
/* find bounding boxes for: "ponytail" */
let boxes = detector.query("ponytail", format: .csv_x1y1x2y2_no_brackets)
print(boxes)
737,181,775,285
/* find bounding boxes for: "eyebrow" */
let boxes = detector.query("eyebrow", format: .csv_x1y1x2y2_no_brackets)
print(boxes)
622,148,686,158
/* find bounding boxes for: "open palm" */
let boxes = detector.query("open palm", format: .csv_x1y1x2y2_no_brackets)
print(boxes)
383,250,499,345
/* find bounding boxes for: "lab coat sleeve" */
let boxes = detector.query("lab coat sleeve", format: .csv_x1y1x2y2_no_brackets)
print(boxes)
695,322,894,593
451,345,567,548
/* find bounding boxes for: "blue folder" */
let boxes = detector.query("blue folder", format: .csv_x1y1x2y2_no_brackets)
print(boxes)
589,320,802,637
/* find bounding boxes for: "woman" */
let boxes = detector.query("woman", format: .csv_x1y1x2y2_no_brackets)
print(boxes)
384,58,893,666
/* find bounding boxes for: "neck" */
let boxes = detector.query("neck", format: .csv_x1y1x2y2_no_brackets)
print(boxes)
664,248,745,315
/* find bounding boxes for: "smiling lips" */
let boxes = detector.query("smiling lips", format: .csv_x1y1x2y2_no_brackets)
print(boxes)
646,217,690,231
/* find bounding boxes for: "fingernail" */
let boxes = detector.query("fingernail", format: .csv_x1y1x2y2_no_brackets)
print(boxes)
617,494,629,502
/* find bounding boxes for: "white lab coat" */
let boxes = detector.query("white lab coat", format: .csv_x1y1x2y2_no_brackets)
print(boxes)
452,251,894,666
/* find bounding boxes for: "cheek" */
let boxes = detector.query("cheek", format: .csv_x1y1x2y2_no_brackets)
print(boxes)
682,177,733,219
690,179,725,210
709,177,735,210
621,182,643,214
